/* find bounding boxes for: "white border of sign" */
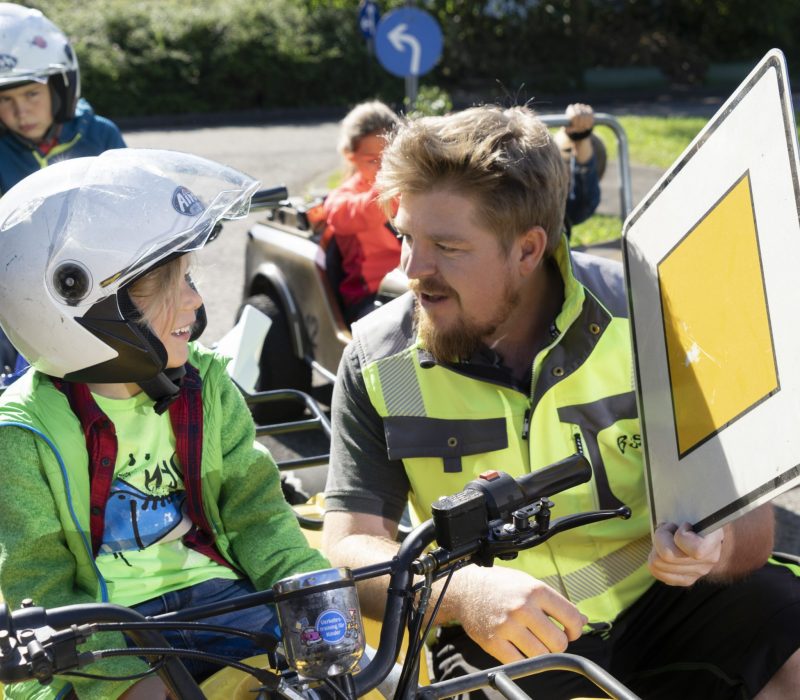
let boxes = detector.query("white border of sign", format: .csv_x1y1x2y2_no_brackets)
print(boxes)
623,49,800,535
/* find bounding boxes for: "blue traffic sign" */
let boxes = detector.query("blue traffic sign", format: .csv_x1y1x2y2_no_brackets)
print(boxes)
375,7,443,78
358,1,380,40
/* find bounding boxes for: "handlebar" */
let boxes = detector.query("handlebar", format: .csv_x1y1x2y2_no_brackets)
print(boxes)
358,453,632,695
431,454,592,549
0,455,633,699
0,602,205,698
250,186,290,210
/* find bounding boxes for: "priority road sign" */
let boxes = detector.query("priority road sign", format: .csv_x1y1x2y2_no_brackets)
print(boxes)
624,49,800,535
375,7,443,78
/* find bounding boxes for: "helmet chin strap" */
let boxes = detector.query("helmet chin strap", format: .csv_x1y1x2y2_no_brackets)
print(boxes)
137,302,207,414
138,366,186,415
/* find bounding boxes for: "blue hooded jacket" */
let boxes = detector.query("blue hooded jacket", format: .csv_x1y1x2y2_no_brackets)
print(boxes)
0,98,126,195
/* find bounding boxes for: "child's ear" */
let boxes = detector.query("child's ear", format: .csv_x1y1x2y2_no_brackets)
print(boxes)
344,149,356,165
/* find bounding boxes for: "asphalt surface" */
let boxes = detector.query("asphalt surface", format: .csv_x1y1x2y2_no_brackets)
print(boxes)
121,101,800,555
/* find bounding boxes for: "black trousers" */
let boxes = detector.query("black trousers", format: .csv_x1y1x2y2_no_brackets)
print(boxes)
432,560,800,700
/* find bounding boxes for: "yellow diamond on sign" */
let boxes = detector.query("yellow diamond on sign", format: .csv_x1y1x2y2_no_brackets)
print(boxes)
658,172,778,457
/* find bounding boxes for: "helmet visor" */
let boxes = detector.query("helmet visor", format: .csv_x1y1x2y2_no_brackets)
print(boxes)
19,149,259,308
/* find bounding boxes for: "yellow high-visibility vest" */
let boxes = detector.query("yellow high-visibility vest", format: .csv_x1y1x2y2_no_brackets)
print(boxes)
354,239,654,624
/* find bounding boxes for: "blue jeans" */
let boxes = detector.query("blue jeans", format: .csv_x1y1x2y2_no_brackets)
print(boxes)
130,577,281,681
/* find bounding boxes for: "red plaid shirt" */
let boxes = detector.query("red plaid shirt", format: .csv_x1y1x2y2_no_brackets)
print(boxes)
54,366,235,570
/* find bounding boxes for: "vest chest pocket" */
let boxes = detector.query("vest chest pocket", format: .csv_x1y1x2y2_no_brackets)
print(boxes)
383,416,508,473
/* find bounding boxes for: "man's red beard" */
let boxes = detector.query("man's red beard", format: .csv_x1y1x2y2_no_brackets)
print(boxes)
410,276,520,363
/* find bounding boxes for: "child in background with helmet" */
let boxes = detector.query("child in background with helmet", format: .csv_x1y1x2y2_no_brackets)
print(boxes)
0,3,125,195
0,3,126,377
323,100,401,324
0,149,329,700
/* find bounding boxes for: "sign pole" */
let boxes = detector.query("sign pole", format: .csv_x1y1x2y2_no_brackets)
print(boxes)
405,74,418,111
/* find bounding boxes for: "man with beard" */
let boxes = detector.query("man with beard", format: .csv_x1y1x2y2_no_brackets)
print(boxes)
322,105,800,699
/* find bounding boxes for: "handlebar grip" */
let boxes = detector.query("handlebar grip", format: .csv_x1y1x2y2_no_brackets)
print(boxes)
251,186,289,208
432,454,592,549
517,453,592,504
464,454,591,522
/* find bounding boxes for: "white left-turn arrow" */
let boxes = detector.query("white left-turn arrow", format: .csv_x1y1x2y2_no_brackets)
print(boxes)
387,23,421,75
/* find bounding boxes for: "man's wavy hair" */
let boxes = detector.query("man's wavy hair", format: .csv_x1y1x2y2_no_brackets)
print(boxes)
376,105,569,253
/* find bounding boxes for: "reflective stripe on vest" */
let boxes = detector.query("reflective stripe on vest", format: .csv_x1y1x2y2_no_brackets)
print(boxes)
540,534,652,604
378,352,425,416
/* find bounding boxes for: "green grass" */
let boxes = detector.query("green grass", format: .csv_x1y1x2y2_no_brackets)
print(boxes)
570,214,623,248
595,115,708,170
569,115,708,246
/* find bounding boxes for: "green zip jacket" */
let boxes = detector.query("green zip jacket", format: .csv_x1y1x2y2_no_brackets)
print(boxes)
0,344,328,700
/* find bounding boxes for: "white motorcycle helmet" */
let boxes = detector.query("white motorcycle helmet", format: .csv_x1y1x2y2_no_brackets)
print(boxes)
0,3,80,126
0,148,259,409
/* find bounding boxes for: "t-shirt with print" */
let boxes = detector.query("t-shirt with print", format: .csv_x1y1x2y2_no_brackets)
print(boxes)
93,390,239,607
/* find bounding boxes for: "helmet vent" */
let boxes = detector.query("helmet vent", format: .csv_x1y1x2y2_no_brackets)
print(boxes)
53,261,91,305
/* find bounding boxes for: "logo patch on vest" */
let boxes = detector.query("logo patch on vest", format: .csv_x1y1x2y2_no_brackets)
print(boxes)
616,434,641,454
31,36,48,49
171,186,204,216
0,54,17,71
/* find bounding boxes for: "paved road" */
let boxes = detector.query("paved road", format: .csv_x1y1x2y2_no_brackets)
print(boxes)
122,114,800,554
125,119,341,344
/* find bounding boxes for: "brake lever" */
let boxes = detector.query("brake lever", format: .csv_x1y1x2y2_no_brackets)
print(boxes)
415,503,631,577
478,504,632,564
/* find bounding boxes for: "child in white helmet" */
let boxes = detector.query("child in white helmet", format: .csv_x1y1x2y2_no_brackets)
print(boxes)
0,3,125,195
0,149,329,700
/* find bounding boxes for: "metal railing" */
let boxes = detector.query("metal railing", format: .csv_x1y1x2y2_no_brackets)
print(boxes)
539,112,633,220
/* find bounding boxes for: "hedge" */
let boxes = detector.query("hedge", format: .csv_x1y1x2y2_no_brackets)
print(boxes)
19,0,800,119
25,0,402,117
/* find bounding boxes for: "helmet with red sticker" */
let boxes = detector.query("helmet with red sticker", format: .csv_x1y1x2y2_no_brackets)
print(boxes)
0,3,80,124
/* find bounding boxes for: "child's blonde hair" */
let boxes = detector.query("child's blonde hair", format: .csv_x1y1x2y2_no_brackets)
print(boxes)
128,255,194,330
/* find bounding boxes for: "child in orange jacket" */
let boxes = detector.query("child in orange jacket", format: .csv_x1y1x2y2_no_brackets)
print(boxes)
323,101,401,323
